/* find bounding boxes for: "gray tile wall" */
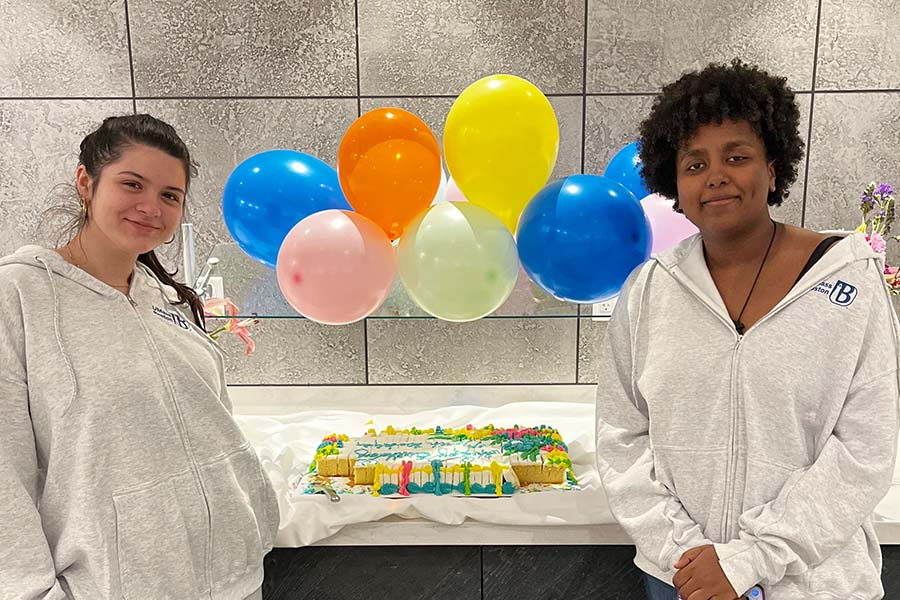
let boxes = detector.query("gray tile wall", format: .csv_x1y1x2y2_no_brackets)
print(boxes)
3,0,898,387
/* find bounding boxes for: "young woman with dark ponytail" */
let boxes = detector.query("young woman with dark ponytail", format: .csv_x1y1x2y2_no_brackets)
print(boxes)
0,114,278,599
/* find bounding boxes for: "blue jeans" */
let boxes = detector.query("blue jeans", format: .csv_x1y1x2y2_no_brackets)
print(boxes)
643,572,679,600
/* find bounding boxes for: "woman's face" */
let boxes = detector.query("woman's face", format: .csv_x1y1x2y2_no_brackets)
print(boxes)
675,119,775,236
77,144,187,257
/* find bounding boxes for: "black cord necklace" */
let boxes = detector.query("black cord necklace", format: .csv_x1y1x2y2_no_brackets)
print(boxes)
706,219,778,335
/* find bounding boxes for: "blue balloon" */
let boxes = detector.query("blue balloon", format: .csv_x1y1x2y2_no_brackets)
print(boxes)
517,175,651,303
222,150,352,268
603,141,650,202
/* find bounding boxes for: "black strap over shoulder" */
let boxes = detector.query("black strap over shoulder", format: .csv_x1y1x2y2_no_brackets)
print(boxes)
793,236,843,286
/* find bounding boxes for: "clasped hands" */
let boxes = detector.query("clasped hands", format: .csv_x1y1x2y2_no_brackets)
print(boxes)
672,545,740,600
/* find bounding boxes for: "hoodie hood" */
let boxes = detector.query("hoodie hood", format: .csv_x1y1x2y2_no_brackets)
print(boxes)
1,244,182,304
648,231,885,331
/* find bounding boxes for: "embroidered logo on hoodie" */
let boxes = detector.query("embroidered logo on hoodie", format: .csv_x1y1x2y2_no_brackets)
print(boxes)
811,280,858,306
152,305,191,330
829,280,858,306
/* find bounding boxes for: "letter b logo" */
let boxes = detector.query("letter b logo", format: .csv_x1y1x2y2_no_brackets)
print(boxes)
829,280,857,306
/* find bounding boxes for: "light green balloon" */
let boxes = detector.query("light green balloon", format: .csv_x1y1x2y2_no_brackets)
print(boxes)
397,201,519,321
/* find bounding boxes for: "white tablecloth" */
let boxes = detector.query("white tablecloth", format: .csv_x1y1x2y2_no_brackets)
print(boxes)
237,400,900,547
237,402,615,546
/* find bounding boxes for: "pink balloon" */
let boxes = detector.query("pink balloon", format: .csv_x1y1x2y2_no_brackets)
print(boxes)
445,176,467,203
640,194,699,254
276,210,396,325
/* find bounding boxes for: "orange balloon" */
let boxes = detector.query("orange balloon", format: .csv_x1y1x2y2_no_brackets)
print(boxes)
338,108,442,240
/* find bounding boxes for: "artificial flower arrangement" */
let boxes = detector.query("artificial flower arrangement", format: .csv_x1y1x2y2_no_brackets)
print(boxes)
856,182,900,295
204,297,259,355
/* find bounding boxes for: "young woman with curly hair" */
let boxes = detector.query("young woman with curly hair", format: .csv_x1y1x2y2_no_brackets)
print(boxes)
595,60,900,600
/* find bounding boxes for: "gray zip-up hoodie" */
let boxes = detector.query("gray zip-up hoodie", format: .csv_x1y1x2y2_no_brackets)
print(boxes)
596,232,900,599
0,246,280,600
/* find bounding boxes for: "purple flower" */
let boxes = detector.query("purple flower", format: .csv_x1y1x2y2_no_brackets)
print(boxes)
877,183,894,198
861,194,875,209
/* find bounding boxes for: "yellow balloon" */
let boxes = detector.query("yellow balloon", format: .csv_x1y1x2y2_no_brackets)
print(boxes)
443,74,559,233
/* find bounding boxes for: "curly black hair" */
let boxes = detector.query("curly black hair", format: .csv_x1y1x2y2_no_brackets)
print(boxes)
638,59,804,212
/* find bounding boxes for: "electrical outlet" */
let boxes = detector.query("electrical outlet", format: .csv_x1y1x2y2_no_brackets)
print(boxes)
591,296,618,321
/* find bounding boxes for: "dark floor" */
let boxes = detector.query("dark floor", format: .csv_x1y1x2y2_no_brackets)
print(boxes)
263,544,900,599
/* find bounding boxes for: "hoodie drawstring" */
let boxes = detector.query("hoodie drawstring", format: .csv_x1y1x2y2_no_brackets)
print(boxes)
35,257,78,415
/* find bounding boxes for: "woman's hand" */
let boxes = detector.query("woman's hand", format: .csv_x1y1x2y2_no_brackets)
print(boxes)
672,545,739,600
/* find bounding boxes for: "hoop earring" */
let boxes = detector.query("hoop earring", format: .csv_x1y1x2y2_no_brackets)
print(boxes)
80,197,88,223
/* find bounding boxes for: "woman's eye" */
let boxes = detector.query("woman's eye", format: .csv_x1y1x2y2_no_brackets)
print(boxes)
164,193,182,203
123,181,141,189
686,162,704,172
728,155,748,163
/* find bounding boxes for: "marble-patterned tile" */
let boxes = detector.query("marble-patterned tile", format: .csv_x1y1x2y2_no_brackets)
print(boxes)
780,93,812,228
137,98,358,269
577,317,608,385
0,100,134,257
358,0,585,95
586,0,818,93
804,93,900,239
816,0,900,90
583,95,655,174
361,95,583,181
584,94,811,227
210,317,365,385
129,0,356,96
0,1,131,97
549,96,586,178
367,318,578,384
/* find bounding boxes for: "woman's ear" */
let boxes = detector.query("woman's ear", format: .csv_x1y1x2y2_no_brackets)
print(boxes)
75,164,92,202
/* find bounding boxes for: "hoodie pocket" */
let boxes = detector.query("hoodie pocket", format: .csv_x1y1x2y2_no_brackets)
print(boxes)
652,446,729,538
113,477,202,599
742,458,798,512
199,443,276,590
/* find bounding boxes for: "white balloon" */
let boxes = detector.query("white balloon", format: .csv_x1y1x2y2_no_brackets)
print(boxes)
430,168,448,205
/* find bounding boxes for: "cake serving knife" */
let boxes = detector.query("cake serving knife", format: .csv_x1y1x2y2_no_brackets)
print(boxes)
311,475,341,503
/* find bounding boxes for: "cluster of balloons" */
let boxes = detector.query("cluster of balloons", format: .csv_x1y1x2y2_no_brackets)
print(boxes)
223,107,443,325
222,75,699,324
603,141,699,255
517,141,699,303
518,175,650,303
